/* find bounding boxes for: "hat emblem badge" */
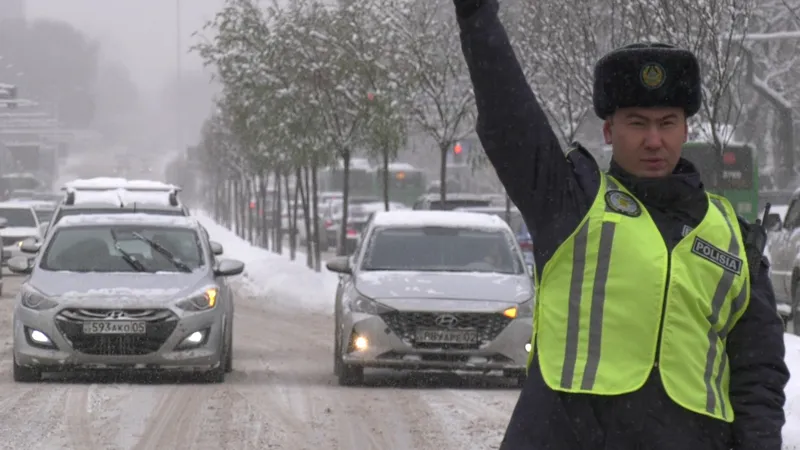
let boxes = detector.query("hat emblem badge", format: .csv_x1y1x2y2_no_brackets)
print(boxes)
640,62,665,89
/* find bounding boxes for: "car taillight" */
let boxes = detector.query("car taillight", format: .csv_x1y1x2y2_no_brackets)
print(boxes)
519,240,533,251
347,228,358,237
324,220,333,228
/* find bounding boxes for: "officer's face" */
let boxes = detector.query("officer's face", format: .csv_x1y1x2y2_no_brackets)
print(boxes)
603,107,688,178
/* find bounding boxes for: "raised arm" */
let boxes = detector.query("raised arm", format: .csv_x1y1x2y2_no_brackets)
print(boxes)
454,0,591,222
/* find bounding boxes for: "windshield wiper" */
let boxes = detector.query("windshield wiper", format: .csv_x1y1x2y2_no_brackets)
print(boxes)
109,229,147,272
131,232,192,273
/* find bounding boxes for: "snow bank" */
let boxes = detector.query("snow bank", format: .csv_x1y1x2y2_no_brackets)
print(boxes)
786,333,800,448
195,211,338,314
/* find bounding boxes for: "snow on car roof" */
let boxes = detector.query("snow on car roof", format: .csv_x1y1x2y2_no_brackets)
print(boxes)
371,210,510,230
5,199,56,209
0,201,36,210
62,177,178,191
55,213,198,229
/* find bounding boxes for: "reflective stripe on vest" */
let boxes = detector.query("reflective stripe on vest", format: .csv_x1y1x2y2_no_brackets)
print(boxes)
533,173,750,421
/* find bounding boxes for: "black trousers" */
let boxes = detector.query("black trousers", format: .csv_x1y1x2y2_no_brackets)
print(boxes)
499,356,732,450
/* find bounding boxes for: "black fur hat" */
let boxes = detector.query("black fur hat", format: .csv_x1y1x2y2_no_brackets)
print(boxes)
593,43,702,120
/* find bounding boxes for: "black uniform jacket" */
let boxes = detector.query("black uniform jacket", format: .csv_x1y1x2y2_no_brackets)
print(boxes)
453,0,790,449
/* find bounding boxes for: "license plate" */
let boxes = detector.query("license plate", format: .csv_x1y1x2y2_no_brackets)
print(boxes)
82,321,146,335
415,328,478,344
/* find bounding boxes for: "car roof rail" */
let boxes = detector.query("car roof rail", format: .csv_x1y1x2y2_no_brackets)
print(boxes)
168,190,179,206
64,190,75,205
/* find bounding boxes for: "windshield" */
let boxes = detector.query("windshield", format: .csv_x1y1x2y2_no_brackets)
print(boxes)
41,225,205,273
0,208,36,227
429,199,491,210
361,227,523,274
34,209,54,223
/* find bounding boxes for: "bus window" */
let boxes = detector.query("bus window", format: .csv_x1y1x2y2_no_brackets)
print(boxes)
718,147,753,189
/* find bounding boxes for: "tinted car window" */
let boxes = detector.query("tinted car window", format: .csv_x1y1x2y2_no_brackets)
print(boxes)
41,225,204,273
362,227,522,274
0,208,36,227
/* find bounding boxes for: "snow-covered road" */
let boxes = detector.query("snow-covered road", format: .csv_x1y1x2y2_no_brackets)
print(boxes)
0,273,518,450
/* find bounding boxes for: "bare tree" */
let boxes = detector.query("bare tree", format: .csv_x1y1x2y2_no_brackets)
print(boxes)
389,1,474,202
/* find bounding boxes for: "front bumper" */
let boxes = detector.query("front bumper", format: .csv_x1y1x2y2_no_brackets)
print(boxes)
13,304,226,372
2,244,22,265
341,312,531,372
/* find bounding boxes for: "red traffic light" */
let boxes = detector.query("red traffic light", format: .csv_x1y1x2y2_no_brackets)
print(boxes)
723,152,736,165
453,143,463,154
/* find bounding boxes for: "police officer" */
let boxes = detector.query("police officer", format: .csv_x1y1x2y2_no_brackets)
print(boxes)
452,0,790,449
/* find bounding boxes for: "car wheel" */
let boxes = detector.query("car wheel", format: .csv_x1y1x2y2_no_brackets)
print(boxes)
333,322,342,376
13,356,41,382
202,332,228,383
792,283,800,335
225,323,233,373
504,370,526,388
336,359,364,386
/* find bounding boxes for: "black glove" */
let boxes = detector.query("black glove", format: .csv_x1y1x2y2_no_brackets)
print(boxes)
453,0,483,18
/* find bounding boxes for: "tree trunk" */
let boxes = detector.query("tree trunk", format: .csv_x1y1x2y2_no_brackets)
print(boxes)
286,169,297,260
338,151,351,256
439,145,448,206
382,145,390,211
311,156,322,272
299,165,313,269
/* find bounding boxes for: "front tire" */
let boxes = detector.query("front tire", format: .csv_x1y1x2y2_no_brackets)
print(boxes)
13,356,41,382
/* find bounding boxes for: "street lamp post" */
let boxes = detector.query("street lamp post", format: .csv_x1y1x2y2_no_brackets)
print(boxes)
176,0,182,156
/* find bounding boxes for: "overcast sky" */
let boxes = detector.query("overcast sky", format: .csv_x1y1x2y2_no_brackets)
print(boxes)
27,0,224,94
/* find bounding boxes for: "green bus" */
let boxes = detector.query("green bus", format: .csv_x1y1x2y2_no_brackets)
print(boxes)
318,160,375,198
596,141,758,222
681,141,758,222
373,163,427,206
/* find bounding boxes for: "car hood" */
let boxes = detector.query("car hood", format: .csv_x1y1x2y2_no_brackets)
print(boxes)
0,227,39,237
29,270,212,308
355,271,533,311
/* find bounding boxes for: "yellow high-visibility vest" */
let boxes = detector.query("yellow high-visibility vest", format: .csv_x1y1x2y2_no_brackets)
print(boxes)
532,173,750,421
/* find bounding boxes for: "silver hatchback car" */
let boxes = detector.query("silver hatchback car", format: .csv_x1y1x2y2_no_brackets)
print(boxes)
327,210,534,386
9,213,244,382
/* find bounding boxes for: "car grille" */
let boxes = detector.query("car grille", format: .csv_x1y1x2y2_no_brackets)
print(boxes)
380,311,513,349
55,308,178,355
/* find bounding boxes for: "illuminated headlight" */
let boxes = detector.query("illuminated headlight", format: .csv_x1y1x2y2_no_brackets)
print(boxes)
20,290,58,311
25,326,57,349
176,329,208,349
347,295,392,315
176,287,218,311
16,240,24,248
502,298,534,319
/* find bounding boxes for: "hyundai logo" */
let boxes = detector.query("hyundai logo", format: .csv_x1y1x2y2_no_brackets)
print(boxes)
106,310,128,320
434,314,459,328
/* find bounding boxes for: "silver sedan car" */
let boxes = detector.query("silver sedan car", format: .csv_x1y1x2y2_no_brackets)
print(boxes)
327,210,534,386
9,213,244,382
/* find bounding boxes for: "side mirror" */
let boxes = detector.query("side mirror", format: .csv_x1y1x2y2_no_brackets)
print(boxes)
764,213,782,231
0,217,6,229
19,239,41,254
209,241,224,255
325,256,352,274
213,258,245,277
7,256,32,274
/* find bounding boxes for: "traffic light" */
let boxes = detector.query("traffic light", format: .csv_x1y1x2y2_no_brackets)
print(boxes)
452,142,465,164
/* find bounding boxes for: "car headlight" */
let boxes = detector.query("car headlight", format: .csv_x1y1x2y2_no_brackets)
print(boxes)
347,294,392,315
20,289,58,311
501,298,534,319
176,287,218,311
516,298,534,317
